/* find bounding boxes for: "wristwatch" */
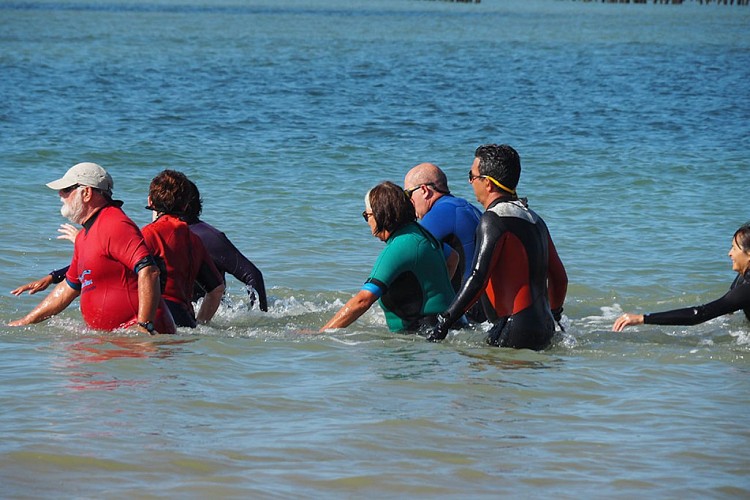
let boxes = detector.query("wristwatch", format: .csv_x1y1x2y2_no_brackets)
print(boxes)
137,321,155,334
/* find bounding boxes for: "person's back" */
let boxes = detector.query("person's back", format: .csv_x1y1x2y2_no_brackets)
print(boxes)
70,204,173,331
478,198,562,347
420,194,481,290
143,170,224,327
428,144,567,350
142,214,220,325
370,222,455,331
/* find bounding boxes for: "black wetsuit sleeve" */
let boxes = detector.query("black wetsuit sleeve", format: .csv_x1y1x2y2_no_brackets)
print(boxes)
644,283,750,326
212,231,268,312
50,265,71,284
443,214,500,326
195,260,224,296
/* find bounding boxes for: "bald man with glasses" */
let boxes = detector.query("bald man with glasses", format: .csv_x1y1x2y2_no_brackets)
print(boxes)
403,162,485,323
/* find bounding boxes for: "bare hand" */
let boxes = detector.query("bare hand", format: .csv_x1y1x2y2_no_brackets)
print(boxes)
57,223,80,243
612,313,644,332
298,328,321,335
11,275,54,296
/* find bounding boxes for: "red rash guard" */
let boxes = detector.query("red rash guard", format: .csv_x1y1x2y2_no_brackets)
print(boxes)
141,214,222,325
66,205,175,333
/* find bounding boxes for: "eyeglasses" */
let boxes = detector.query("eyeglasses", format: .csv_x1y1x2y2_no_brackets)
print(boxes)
60,184,81,195
404,182,448,199
404,185,422,199
404,183,432,199
468,171,483,183
362,210,373,222
467,171,516,195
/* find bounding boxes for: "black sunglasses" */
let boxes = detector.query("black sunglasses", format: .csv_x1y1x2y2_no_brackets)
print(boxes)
468,171,484,182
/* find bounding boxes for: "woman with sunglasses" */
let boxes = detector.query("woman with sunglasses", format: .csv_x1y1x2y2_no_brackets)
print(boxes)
613,223,750,331
320,181,456,332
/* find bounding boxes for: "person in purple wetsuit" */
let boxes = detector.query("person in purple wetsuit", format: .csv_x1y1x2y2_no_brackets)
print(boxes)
184,180,268,312
613,223,750,331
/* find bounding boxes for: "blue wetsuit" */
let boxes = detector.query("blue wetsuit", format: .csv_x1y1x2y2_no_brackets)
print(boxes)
420,195,482,289
420,194,484,322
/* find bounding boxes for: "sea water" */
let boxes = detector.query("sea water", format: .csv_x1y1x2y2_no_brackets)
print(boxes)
1,0,749,497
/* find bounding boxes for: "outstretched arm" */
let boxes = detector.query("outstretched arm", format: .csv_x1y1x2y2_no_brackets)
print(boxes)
11,275,55,296
612,313,644,332
197,227,268,312
8,281,80,326
613,282,750,332
320,289,378,331
11,266,71,296
444,218,498,323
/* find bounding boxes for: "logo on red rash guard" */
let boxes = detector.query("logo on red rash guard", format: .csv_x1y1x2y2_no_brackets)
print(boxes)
79,269,95,291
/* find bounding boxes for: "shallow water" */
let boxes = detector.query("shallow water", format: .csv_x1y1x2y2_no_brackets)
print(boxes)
1,0,749,497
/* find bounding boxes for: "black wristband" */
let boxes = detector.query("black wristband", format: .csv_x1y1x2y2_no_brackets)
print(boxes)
137,321,155,334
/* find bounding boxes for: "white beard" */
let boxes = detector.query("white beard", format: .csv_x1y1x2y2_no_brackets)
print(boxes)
60,189,85,224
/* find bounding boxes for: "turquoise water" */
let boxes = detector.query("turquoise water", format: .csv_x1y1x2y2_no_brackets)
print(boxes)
1,0,749,497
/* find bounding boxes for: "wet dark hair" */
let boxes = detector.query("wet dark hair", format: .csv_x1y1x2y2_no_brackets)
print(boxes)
369,181,416,235
183,179,203,223
734,223,750,253
148,170,194,216
475,144,521,191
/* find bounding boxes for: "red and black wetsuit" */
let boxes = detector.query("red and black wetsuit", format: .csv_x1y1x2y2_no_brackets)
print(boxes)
435,198,567,350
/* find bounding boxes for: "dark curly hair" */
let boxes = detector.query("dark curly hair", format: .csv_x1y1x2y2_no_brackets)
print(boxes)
148,170,194,216
368,181,416,235
183,178,203,223
474,144,521,192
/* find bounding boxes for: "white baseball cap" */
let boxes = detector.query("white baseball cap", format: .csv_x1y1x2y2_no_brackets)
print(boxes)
46,162,113,196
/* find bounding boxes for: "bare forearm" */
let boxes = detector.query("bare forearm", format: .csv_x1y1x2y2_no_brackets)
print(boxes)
137,266,160,324
197,284,225,323
9,282,78,326
320,290,377,331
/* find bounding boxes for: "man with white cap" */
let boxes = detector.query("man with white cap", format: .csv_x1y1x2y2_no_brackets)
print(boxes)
9,162,175,334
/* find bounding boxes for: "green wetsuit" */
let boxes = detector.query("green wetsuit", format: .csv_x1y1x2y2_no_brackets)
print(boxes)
363,222,455,331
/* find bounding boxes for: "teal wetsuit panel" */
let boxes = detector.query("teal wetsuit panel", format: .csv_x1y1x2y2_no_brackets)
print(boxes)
366,223,455,331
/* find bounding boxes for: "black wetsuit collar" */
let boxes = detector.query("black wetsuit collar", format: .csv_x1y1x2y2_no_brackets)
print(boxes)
81,200,121,231
81,208,103,231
